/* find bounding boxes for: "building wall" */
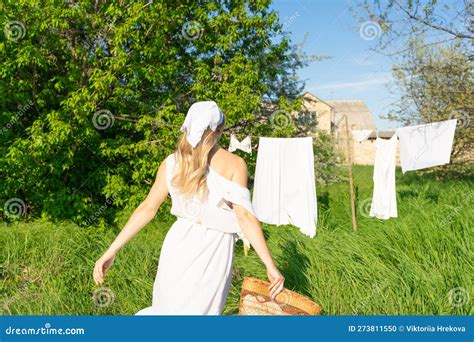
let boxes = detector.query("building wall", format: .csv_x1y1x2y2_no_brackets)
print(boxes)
352,139,401,165
303,94,401,166
304,100,332,132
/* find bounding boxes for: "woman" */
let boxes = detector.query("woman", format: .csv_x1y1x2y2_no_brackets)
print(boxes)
93,100,285,315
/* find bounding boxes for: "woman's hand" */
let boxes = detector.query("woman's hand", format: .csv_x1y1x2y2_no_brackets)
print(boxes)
266,264,285,300
93,251,116,285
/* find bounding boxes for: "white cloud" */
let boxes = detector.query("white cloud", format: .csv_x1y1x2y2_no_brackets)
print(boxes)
308,74,393,91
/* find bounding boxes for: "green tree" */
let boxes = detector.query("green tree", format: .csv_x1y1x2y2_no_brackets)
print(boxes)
388,40,473,172
354,0,473,176
0,0,338,225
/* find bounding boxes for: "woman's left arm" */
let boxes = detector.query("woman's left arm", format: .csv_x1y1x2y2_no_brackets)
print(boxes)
93,159,169,284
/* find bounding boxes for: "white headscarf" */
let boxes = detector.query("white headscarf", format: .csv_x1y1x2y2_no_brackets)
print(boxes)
180,101,224,148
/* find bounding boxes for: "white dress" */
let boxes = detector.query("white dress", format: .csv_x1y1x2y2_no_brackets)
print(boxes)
369,134,398,220
135,153,256,315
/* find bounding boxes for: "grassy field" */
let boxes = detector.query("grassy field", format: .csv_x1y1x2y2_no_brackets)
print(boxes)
1,166,473,315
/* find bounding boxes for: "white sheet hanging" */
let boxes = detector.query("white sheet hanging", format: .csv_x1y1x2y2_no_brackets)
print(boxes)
369,134,398,220
252,137,317,237
396,119,457,173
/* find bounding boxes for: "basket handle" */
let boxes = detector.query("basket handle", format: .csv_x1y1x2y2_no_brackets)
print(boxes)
254,293,287,305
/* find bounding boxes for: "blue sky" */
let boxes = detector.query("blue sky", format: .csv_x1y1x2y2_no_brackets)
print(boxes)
270,0,400,130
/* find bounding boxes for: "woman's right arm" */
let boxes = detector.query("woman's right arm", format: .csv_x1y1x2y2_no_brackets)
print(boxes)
93,159,169,285
231,157,285,299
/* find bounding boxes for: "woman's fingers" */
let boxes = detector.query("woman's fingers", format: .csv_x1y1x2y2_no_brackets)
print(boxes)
93,264,98,283
268,277,280,294
271,281,283,299
271,279,285,299
270,278,285,298
93,266,99,284
98,260,103,278
270,280,280,299
93,260,104,285
268,277,284,298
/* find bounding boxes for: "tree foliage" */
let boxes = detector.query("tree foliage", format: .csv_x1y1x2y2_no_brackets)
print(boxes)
0,0,340,225
389,40,473,174
355,0,473,176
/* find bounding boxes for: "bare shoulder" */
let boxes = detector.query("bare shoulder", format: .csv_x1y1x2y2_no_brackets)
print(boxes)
218,149,248,185
232,154,247,173
218,148,246,168
211,148,248,182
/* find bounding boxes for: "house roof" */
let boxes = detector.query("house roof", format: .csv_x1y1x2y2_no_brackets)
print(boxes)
326,100,376,130
302,92,335,109
368,131,395,139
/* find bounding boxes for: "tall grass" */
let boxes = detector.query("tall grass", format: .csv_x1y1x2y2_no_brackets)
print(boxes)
1,166,472,315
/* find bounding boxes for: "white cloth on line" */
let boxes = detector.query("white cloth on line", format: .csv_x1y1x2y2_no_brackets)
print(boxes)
396,119,457,173
252,137,317,237
228,134,252,153
369,134,398,220
135,153,256,315
352,129,373,143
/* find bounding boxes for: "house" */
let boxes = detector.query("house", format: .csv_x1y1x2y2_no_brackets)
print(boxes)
302,92,399,165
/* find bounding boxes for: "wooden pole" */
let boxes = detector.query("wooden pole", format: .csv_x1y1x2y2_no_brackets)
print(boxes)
344,115,357,231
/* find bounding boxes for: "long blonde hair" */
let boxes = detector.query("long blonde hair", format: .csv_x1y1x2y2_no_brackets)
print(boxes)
172,120,225,199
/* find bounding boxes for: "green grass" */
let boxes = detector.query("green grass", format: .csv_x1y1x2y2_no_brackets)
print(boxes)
1,166,473,315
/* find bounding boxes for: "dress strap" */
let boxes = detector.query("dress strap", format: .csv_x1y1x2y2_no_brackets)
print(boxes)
207,170,257,217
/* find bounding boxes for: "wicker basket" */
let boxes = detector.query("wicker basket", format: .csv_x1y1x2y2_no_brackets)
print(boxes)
239,277,322,315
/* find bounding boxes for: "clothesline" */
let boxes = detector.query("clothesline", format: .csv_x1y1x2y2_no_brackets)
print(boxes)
230,119,457,246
